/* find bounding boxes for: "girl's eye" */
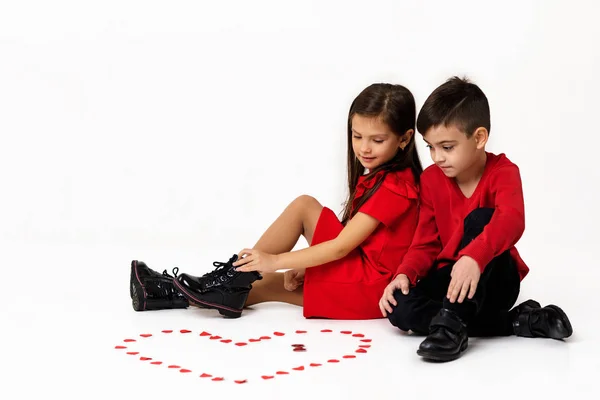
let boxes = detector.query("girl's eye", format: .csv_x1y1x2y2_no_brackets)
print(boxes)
426,144,432,149
374,140,384,144
353,135,361,139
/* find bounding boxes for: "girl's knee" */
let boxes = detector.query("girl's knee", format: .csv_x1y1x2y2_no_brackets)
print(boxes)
293,195,321,209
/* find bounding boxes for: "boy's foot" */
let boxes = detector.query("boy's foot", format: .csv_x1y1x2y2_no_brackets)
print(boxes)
512,300,573,339
173,254,262,319
417,309,468,362
130,260,189,311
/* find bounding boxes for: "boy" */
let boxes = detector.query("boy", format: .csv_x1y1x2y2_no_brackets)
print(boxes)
379,77,572,362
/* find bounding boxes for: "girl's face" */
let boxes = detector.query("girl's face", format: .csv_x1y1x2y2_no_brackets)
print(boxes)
351,115,409,170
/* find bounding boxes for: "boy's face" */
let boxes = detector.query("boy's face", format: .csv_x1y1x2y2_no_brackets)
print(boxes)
422,124,486,179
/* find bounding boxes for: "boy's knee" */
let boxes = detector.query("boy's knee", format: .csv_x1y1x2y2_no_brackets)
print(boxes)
386,290,414,331
464,207,495,230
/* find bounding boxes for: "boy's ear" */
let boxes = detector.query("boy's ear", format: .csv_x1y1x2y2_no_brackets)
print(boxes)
400,129,414,150
472,127,488,149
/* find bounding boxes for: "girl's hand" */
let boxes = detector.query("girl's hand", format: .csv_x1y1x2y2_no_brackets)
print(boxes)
284,269,305,291
233,249,280,274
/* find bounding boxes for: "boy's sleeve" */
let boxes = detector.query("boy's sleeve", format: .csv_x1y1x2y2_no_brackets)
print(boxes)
458,165,525,273
359,185,415,227
395,176,442,285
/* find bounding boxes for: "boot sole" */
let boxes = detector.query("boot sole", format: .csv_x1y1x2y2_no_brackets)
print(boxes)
131,261,146,311
417,340,468,362
546,305,573,339
172,278,244,318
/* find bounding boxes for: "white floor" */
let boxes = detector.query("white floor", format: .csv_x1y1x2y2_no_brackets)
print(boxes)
2,240,598,400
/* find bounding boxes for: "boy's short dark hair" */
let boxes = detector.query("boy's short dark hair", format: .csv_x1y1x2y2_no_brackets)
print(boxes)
417,76,490,137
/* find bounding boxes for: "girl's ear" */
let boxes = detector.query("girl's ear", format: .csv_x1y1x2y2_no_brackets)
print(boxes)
399,129,414,150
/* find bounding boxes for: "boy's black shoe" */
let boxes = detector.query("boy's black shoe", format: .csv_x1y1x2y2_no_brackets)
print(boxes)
512,300,573,339
173,254,262,319
510,299,541,315
417,309,468,362
130,260,189,311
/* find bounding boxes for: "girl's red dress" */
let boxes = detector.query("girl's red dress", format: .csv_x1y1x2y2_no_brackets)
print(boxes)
303,168,419,319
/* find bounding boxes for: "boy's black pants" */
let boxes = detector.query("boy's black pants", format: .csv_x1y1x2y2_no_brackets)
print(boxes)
387,208,521,336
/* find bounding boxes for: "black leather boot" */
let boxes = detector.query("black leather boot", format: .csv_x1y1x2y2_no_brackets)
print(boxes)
173,254,262,318
130,260,189,311
417,309,468,362
513,301,573,339
511,299,541,315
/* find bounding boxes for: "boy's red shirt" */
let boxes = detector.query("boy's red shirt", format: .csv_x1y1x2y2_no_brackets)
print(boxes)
396,152,530,284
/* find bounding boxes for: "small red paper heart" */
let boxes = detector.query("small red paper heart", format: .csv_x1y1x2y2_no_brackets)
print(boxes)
124,339,136,342
140,357,152,361
262,375,274,380
249,338,261,342
356,348,367,353
295,330,307,334
340,331,352,334
210,336,222,340
150,361,163,365
235,380,247,384
180,330,192,334
162,330,173,334
199,331,211,336
235,342,247,346
220,339,232,343
168,365,181,368
359,345,371,348
200,373,212,378
273,332,285,336
352,333,364,337
212,377,224,381
321,329,332,332
328,359,340,363
292,344,305,347
360,339,372,342
293,348,306,352
292,366,304,371
115,346,126,349
343,355,356,359
276,371,289,375
127,352,139,355
260,336,271,340
140,334,152,338
180,369,192,373
310,363,322,367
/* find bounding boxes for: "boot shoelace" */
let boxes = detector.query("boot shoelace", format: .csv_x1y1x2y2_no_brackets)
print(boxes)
202,255,238,287
162,267,180,279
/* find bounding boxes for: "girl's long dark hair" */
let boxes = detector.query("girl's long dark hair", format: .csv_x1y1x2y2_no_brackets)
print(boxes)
341,83,423,225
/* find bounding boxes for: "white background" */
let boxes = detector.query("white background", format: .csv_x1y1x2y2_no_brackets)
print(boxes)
1,1,599,399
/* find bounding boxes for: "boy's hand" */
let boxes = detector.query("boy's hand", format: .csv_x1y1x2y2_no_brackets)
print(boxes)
447,256,481,303
284,269,305,291
379,274,410,317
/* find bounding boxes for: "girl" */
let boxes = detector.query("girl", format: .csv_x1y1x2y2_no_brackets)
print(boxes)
130,83,423,319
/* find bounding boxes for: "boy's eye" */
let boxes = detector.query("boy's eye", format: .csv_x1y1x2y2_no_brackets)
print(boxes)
353,135,361,139
443,146,454,151
426,144,432,149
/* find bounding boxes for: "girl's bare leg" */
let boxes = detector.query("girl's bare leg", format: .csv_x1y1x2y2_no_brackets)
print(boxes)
245,195,323,306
